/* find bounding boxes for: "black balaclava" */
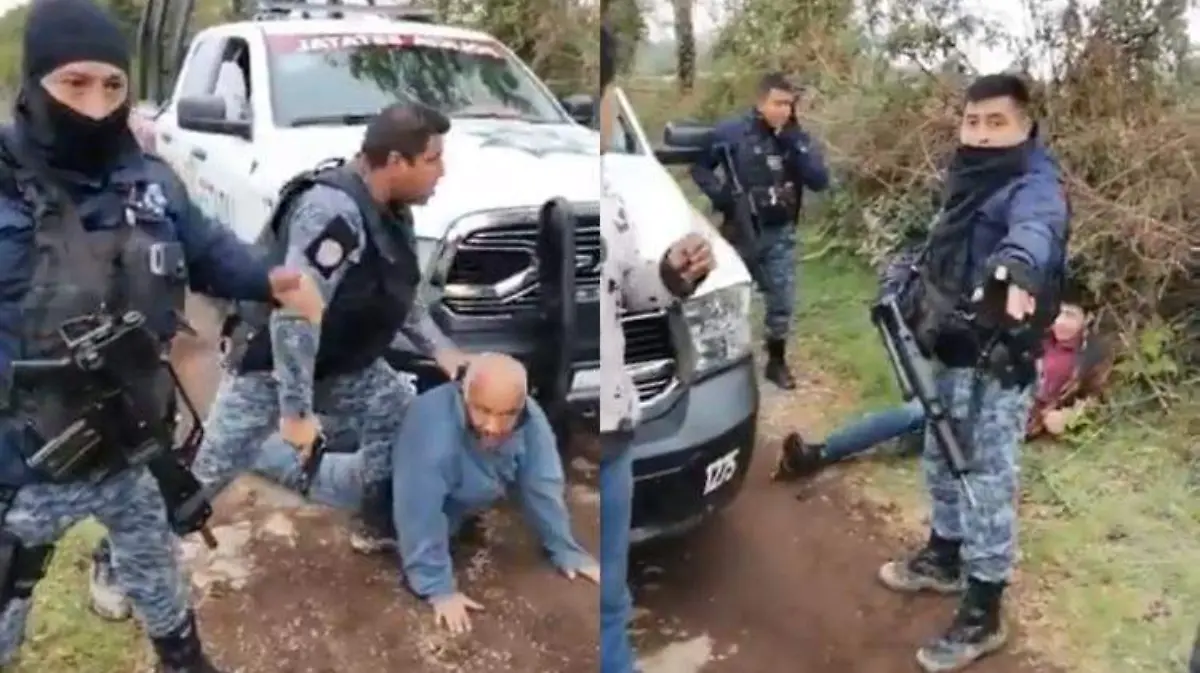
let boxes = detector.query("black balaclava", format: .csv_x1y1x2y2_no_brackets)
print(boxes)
16,0,134,175
923,124,1037,296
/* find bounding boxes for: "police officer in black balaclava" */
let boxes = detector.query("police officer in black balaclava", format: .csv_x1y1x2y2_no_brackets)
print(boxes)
0,0,321,670
14,0,140,174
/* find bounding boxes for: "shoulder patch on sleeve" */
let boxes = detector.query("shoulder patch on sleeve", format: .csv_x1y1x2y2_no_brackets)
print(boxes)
303,215,360,278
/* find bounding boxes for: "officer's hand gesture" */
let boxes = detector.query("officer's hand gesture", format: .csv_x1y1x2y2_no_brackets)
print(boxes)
430,592,485,634
665,233,715,285
269,269,325,325
994,265,1036,321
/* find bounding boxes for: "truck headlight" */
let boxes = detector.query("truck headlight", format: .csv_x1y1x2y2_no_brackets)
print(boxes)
683,282,752,373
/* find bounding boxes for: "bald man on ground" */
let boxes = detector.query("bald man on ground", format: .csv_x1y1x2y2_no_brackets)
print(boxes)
390,353,597,632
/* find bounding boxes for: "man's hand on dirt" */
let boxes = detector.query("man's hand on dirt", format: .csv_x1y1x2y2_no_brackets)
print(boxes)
270,269,325,324
430,592,484,634
1042,409,1067,436
665,233,715,285
562,562,600,585
280,415,321,456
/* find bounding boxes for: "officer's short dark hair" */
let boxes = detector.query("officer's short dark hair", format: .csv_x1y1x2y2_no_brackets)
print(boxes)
361,102,451,167
964,74,1031,112
757,71,798,99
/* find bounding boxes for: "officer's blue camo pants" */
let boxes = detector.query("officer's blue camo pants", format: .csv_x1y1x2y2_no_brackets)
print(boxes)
191,357,413,496
250,434,363,511
0,468,189,664
924,368,1033,582
753,224,798,341
600,435,636,673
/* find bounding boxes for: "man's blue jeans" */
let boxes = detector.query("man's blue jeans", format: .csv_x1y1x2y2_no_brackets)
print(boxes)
600,435,636,673
822,398,926,462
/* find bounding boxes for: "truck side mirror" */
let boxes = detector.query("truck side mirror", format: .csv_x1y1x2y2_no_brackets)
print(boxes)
654,120,714,165
177,95,252,140
561,93,595,126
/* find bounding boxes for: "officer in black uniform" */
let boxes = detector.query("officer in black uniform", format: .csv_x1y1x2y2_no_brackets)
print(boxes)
690,72,830,389
0,0,320,670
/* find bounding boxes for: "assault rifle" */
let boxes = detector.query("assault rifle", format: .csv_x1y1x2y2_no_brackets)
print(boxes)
661,122,762,278
870,294,977,508
714,144,764,280
11,311,217,548
871,262,1033,510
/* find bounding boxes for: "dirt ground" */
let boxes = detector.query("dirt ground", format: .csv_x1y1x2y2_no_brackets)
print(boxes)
166,296,598,672
177,468,599,673
169,296,1059,673
630,373,1062,673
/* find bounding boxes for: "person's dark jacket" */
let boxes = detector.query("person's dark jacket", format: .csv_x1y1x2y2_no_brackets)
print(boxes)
956,139,1069,299
690,111,829,216
0,125,273,485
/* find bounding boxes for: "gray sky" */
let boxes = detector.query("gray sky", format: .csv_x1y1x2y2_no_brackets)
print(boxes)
647,0,1200,74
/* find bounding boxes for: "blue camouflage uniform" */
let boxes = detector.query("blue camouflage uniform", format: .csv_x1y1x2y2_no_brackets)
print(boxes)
690,111,828,342
91,164,450,619
190,167,443,531
0,126,274,664
879,136,1069,672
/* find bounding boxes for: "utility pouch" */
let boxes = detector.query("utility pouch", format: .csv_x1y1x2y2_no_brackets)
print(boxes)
147,242,186,281
0,529,54,611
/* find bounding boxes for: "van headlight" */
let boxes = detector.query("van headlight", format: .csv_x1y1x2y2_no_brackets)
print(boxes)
683,282,752,373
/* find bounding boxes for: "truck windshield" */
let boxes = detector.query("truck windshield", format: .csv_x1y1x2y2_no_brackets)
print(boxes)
265,33,566,127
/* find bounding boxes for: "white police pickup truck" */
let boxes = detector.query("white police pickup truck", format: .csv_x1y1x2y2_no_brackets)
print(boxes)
132,0,758,543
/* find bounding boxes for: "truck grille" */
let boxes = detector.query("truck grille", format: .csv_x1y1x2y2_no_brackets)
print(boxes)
442,212,600,316
622,310,675,402
435,208,677,406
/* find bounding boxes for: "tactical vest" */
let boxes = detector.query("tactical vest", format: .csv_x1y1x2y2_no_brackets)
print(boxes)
235,162,421,381
0,135,182,479
732,120,798,224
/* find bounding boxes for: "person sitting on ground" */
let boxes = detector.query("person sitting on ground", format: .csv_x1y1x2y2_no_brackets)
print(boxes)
773,275,1112,480
251,352,598,634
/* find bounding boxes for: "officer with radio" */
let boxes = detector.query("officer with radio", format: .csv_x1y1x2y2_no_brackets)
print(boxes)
690,71,829,390
0,0,322,670
876,74,1069,672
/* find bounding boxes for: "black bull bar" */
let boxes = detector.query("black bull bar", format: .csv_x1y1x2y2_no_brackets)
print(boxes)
532,197,577,436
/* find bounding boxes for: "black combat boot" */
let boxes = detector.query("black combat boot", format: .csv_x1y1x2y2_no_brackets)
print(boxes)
915,577,1008,672
877,531,967,594
350,480,397,554
763,339,796,390
152,612,226,673
771,432,826,481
